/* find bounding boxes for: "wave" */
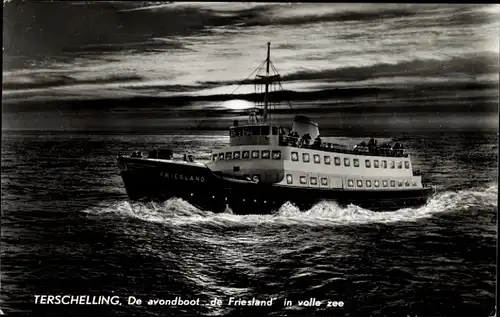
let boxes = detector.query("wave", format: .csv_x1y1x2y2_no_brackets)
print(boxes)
82,184,497,227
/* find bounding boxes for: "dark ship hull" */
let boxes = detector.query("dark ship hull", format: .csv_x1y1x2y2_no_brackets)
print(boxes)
118,156,435,214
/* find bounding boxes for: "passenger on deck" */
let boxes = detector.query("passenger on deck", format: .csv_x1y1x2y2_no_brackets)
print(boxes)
289,131,299,146
368,138,377,153
313,135,322,149
302,133,312,147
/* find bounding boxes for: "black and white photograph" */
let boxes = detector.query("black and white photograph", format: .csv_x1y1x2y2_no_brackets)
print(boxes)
1,1,498,316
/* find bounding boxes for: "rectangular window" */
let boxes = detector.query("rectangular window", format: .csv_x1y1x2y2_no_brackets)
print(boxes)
390,180,396,187
226,152,232,160
236,128,243,136
286,174,293,184
300,176,307,184
347,179,354,187
365,160,371,168
272,151,281,160
390,161,395,169
230,129,235,137
334,157,341,166
233,151,241,159
243,128,250,136
374,160,379,168
242,151,250,159
252,174,261,182
344,158,350,167
233,166,240,172
212,154,218,161
405,180,410,187
303,153,310,163
272,127,278,135
383,180,388,187
291,152,299,161
324,156,331,165
321,177,328,186
261,126,270,136
262,150,270,159
353,158,359,167
366,180,372,187
356,180,363,187
398,180,403,187
397,161,402,169
251,127,260,135
313,154,320,164
252,150,260,159
219,153,225,160
404,161,410,169
374,180,380,187
310,177,318,185
382,160,387,169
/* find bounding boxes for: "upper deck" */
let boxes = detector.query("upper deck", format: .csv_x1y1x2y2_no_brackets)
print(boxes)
228,123,408,159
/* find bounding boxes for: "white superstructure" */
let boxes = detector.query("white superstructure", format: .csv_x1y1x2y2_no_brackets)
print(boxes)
206,42,423,192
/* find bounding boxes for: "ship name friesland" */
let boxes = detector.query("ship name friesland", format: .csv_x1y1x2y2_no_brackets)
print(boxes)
160,172,205,182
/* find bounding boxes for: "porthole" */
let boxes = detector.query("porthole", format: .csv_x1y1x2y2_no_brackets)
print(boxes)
334,157,341,166
344,158,350,166
310,177,318,185
286,174,293,184
252,174,261,182
366,180,372,187
354,159,359,167
348,179,354,187
324,156,331,165
374,180,380,187
291,152,299,161
303,153,310,163
365,160,371,168
374,160,379,168
300,176,307,184
357,180,363,187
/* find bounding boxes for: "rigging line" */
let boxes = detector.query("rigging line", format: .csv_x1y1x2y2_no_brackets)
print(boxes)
176,58,268,145
269,61,293,110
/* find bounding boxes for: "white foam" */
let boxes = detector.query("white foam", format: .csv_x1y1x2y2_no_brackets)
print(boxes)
82,184,497,226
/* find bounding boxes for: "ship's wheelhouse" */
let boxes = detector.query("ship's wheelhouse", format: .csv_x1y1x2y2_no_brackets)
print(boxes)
229,124,288,147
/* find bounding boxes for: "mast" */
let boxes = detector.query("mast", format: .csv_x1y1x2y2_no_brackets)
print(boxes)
263,42,270,123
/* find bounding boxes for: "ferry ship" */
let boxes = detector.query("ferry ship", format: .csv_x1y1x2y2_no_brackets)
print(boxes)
117,42,435,214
